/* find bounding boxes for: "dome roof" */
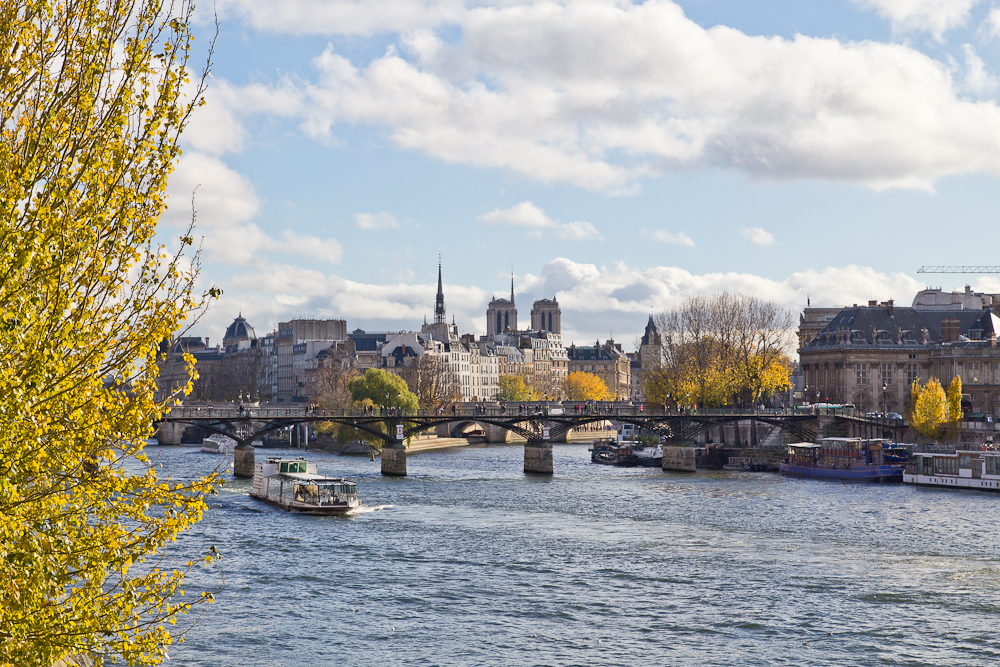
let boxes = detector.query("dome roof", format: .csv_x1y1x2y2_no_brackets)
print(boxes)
224,314,256,344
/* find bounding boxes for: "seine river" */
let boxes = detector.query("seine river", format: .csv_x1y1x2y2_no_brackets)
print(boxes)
154,443,1000,666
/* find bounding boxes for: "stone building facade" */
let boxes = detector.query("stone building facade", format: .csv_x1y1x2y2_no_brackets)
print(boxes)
567,339,632,400
275,318,348,402
800,297,1000,415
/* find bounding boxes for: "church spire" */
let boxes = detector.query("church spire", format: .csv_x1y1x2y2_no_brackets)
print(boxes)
434,258,446,324
510,269,515,305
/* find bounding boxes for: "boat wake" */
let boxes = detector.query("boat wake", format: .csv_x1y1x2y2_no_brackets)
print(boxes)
348,504,393,515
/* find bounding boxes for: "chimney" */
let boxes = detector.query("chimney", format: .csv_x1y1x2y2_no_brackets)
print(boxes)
941,319,960,343
868,300,877,307
887,299,894,316
205,337,210,347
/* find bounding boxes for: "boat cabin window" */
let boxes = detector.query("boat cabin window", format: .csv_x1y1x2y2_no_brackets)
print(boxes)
280,461,307,473
933,457,958,475
986,457,1000,476
292,482,358,505
921,457,934,475
295,484,320,504
959,455,973,469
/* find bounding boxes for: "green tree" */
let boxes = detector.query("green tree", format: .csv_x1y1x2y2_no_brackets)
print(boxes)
0,1,220,664
911,378,947,441
348,369,419,411
564,371,612,401
498,374,530,401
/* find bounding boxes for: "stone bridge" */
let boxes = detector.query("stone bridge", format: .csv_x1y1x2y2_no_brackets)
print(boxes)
155,404,908,477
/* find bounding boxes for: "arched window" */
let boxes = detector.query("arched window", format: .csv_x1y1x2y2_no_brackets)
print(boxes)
548,312,553,331
496,312,502,333
504,312,509,329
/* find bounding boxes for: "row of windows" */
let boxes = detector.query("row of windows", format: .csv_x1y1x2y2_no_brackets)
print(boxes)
856,363,924,386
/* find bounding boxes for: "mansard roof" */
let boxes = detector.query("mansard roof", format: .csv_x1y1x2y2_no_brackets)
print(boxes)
806,304,1000,348
567,344,627,361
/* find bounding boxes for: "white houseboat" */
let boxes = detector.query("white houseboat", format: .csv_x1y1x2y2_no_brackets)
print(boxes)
201,433,237,454
904,446,1000,491
201,433,263,454
250,456,361,514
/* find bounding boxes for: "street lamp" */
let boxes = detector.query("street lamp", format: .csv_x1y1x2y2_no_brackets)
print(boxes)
882,380,888,417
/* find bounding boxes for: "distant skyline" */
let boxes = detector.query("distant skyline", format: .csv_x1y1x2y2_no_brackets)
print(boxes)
168,0,1000,348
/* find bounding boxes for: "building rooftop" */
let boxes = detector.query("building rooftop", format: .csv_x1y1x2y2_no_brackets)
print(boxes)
805,303,1000,349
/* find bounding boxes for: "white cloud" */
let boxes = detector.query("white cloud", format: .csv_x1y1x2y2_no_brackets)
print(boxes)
852,0,981,38
161,152,342,267
210,0,467,36
986,8,1000,39
277,230,343,264
286,1,1000,192
962,44,997,95
181,79,302,156
477,201,602,240
741,227,775,247
519,258,923,344
164,152,261,229
194,262,494,339
642,229,695,247
356,212,401,230
189,257,924,351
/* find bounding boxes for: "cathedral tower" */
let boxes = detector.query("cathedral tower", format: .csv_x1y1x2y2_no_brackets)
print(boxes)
487,274,517,336
531,297,561,333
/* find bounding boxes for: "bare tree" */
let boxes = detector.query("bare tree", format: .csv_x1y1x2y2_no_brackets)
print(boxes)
649,293,793,407
397,353,461,411
310,347,358,410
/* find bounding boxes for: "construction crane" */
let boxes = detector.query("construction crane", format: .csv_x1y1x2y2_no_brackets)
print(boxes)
917,266,1000,274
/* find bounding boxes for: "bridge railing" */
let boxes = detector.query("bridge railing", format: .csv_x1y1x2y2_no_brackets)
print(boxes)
162,404,815,420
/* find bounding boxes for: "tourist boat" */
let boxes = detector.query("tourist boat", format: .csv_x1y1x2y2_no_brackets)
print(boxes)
903,446,1000,491
201,433,237,454
250,456,361,515
779,437,905,482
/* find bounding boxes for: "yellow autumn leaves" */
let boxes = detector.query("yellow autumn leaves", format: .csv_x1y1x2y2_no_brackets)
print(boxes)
642,293,794,408
563,371,613,401
1,1,218,665
909,376,964,440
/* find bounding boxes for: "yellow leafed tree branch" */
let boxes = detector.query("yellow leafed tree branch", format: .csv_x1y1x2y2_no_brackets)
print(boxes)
0,1,221,665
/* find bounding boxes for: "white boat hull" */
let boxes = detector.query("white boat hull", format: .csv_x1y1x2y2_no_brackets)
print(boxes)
903,473,1000,491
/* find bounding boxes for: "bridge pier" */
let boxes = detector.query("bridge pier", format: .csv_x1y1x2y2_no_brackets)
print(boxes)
381,444,407,476
484,423,512,443
524,442,553,474
155,421,184,445
233,443,255,478
662,444,696,472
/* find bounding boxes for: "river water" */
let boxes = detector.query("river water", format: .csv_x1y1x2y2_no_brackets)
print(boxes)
153,443,1000,666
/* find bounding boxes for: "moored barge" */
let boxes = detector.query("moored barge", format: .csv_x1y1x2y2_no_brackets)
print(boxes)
904,446,1000,491
779,437,905,482
250,456,361,514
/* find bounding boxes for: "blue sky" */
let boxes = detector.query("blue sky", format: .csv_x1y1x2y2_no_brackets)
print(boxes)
169,0,1000,348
